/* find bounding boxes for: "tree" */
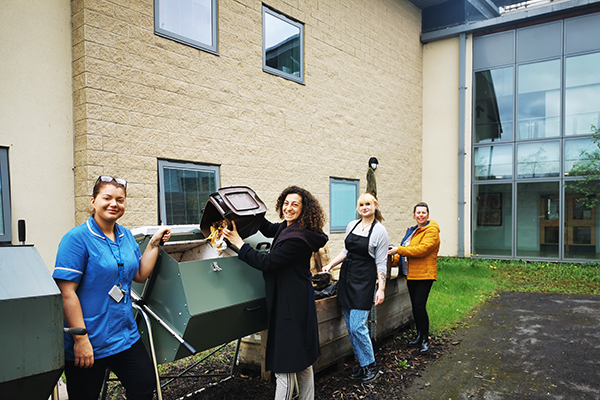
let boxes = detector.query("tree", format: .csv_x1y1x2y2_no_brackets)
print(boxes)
565,125,600,209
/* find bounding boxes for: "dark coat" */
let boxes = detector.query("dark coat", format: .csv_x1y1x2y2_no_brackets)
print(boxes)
238,219,328,373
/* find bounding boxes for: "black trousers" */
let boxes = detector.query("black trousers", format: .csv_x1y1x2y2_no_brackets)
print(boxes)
407,279,434,338
64,338,155,400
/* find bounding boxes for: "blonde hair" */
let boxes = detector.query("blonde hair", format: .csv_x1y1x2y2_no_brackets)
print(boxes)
356,193,384,222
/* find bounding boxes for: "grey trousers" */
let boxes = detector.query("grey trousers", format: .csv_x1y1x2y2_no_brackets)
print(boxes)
274,365,314,400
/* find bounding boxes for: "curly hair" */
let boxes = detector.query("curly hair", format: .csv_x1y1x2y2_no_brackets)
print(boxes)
275,186,326,233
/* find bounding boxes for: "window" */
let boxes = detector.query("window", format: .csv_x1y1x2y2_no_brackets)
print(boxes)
0,147,12,243
517,59,561,140
565,52,600,136
263,6,304,84
154,0,218,54
473,145,513,180
474,67,514,143
158,160,220,225
330,178,358,233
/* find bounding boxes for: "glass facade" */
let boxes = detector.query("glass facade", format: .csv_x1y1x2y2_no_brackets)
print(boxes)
472,12,600,261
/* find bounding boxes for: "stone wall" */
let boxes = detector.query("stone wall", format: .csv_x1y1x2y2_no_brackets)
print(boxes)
71,0,423,253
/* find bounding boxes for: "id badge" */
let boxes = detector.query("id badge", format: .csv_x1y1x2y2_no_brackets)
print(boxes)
109,285,124,303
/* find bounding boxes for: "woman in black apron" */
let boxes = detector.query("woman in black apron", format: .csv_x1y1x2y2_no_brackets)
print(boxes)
323,193,389,383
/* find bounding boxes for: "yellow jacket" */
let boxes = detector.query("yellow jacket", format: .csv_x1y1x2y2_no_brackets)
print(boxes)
393,220,440,280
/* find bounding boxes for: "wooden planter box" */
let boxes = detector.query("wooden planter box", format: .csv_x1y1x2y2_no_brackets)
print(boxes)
238,274,412,374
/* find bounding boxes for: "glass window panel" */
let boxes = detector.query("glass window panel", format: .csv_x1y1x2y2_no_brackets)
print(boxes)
564,138,600,176
565,52,600,136
263,7,304,83
158,161,219,225
565,13,600,55
564,186,600,260
330,178,358,232
517,60,561,139
155,0,217,53
474,145,513,180
473,31,514,70
474,67,514,143
517,21,562,63
517,181,559,258
517,141,560,178
473,184,512,256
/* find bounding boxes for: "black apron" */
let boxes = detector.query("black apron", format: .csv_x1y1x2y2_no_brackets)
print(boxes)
337,220,377,310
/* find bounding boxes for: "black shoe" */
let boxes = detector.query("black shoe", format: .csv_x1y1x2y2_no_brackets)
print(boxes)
408,332,422,348
360,365,380,383
419,339,431,355
349,365,365,380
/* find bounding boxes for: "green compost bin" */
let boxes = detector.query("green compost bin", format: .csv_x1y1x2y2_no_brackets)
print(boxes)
132,226,270,364
0,246,64,400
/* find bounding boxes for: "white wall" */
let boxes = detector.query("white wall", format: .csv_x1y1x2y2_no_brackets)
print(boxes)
422,36,473,257
0,0,75,269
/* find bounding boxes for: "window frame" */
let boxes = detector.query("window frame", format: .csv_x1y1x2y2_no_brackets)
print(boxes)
154,0,219,55
329,177,359,233
157,159,220,225
0,147,12,243
262,6,304,84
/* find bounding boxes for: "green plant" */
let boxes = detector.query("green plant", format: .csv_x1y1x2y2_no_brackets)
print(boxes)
395,359,410,369
565,124,600,209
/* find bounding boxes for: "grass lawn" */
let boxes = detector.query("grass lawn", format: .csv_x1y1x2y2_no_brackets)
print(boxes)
428,257,600,333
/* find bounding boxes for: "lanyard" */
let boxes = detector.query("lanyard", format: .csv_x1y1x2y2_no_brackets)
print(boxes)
106,233,128,303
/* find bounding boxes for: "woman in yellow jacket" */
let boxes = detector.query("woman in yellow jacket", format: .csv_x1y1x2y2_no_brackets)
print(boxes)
389,202,440,355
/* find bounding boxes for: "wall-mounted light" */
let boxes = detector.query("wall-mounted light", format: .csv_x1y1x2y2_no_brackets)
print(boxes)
369,157,379,170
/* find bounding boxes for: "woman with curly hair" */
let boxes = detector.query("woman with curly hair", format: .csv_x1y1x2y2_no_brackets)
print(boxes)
224,186,328,400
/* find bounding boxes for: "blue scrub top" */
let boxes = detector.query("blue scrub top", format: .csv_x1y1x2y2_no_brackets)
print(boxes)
53,216,142,361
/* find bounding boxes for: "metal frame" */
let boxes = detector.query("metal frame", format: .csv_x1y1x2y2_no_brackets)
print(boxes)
0,147,12,243
153,0,219,55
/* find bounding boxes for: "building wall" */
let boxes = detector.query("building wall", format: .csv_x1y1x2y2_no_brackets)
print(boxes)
422,35,473,257
0,0,75,269
72,0,424,254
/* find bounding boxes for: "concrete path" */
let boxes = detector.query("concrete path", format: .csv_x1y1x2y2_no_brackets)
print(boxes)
401,292,600,400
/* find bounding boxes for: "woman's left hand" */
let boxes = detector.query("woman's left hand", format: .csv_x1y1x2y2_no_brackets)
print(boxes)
223,220,244,249
388,245,398,256
374,288,385,306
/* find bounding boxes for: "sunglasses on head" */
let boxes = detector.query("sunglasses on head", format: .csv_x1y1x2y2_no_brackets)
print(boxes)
96,176,127,188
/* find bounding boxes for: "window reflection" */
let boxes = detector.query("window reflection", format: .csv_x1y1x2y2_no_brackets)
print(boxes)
156,0,216,51
264,9,303,80
474,145,513,180
517,141,560,178
473,184,512,256
518,60,561,139
474,68,514,143
564,138,598,175
565,52,600,136
517,181,560,258
564,187,600,259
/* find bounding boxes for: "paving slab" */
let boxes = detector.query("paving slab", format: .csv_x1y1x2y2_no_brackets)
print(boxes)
401,292,600,400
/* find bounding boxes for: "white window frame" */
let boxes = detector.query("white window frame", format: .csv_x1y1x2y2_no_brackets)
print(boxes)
154,0,219,54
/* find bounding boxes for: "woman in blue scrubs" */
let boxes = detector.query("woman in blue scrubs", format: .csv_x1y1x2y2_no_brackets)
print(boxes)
53,176,171,400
